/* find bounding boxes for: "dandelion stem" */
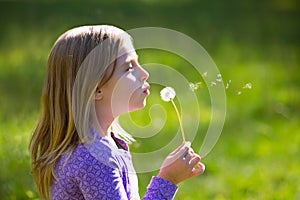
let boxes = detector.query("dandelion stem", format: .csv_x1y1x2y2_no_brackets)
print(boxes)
170,99,186,143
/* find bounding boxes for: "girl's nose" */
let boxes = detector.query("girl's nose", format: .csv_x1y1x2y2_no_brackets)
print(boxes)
139,65,149,82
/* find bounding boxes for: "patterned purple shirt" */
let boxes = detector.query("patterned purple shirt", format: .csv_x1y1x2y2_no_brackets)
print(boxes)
51,132,178,199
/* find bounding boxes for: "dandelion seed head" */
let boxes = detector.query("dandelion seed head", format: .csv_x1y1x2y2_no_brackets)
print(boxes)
160,86,176,102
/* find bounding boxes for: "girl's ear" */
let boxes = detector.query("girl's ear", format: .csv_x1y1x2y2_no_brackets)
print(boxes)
95,87,103,100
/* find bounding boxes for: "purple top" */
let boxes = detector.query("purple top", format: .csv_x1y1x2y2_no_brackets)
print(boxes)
51,132,178,199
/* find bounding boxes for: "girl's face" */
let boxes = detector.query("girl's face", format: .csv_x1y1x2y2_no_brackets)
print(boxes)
100,44,150,117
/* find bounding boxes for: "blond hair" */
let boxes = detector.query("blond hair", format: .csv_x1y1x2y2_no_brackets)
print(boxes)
29,25,133,199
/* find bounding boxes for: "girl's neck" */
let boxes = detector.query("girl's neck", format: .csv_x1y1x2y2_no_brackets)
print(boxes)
97,117,114,137
95,97,118,137
95,104,115,137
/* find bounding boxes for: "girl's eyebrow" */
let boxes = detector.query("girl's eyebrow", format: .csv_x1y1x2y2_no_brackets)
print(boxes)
124,54,138,63
118,52,138,68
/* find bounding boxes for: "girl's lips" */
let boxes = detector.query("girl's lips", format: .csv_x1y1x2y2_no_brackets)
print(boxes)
142,83,150,95
143,84,150,95
143,89,150,95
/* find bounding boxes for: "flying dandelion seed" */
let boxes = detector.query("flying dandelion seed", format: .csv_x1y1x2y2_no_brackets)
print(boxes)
216,74,222,82
189,83,196,92
226,80,232,90
243,83,252,89
189,82,202,92
225,83,229,89
189,73,251,96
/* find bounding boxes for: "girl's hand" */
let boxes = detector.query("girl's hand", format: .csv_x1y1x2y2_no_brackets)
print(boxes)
157,142,205,185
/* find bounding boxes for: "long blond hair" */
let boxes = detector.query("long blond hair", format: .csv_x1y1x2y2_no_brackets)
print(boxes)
29,25,132,200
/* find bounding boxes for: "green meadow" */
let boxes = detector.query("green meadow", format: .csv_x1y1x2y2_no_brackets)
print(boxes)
0,0,299,199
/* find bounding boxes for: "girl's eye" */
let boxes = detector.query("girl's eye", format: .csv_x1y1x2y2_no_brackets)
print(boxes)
126,62,134,72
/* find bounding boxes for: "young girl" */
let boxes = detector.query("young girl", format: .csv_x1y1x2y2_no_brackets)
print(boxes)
30,25,205,200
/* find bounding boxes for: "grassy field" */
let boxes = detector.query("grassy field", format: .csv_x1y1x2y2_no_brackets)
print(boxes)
0,0,299,199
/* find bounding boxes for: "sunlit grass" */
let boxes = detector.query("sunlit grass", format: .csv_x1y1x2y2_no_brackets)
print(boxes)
0,113,39,199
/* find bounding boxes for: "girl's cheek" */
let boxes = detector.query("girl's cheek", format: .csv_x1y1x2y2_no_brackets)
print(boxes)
126,73,137,82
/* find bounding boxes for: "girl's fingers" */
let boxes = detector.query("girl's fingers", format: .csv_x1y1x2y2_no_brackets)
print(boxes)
189,154,205,176
170,141,191,157
176,146,189,160
183,149,194,161
183,151,192,162
170,142,186,156
185,141,191,148
189,155,201,167
191,162,205,177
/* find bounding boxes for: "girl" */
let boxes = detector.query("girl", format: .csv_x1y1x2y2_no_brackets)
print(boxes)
29,25,205,200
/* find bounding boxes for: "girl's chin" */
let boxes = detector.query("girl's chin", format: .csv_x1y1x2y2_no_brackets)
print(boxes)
129,100,147,113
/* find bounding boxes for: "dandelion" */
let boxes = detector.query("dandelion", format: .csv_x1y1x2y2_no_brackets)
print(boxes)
160,87,176,102
160,87,186,142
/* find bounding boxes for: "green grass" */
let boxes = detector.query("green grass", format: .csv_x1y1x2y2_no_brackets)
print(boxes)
0,0,299,199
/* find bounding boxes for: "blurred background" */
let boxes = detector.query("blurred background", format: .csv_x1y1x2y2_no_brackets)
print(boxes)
0,0,299,199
